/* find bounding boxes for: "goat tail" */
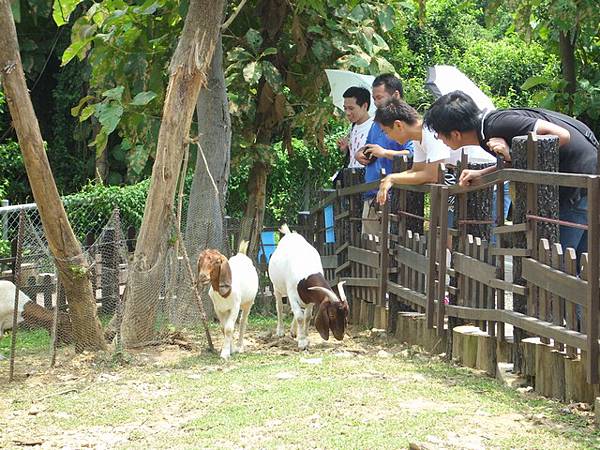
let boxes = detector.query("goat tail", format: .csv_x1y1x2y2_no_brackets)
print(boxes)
279,224,292,235
238,240,250,255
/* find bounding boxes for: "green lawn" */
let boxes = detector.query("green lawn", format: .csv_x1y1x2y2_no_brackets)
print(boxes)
1,317,598,449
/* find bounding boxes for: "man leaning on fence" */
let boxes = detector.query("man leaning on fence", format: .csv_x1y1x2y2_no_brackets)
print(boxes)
423,90,599,263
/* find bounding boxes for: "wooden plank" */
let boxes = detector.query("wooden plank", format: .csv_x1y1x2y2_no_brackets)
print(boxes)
426,186,440,328
378,199,390,307
488,279,527,296
522,257,587,307
335,210,350,221
309,190,337,215
340,277,379,288
334,260,351,275
503,168,591,189
348,245,379,269
586,176,600,383
564,247,578,358
396,243,428,274
492,222,528,235
437,187,449,333
453,252,496,285
444,306,588,351
490,248,532,257
321,255,337,269
388,281,427,309
335,242,349,255
551,243,565,351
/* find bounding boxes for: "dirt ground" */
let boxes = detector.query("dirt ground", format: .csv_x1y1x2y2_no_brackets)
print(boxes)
1,324,598,449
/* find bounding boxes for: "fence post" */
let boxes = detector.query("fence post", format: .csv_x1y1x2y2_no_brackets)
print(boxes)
378,195,389,309
8,210,25,382
437,187,449,334
511,133,559,372
426,185,440,329
1,199,8,241
586,176,600,383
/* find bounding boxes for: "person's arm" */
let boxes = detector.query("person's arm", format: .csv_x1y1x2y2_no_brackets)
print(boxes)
535,120,570,146
364,144,409,160
376,161,441,205
458,165,498,187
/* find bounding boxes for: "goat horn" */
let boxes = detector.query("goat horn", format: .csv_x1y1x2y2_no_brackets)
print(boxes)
308,286,339,303
337,281,347,303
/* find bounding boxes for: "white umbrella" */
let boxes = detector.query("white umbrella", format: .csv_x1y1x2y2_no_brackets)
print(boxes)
325,69,377,116
425,65,495,112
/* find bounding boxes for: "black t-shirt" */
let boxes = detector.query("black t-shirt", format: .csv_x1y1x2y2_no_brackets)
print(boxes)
480,108,598,203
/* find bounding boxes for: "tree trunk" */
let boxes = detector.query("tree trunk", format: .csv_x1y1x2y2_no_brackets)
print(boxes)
0,1,106,352
238,0,289,253
174,30,231,323
120,0,225,347
559,29,577,114
240,160,268,259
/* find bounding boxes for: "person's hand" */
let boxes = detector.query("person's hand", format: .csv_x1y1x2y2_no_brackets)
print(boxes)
487,137,511,161
337,136,349,153
364,144,387,159
459,169,483,187
377,176,393,205
355,148,371,166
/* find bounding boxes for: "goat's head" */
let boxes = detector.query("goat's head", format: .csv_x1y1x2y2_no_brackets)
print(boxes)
308,281,349,341
197,249,232,297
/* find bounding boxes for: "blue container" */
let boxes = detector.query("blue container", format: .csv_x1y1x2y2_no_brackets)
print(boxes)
324,205,335,243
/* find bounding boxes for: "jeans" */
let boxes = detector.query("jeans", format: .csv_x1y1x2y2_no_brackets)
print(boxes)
559,194,588,322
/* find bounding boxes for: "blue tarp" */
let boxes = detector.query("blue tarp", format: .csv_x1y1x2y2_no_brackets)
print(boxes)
325,205,335,243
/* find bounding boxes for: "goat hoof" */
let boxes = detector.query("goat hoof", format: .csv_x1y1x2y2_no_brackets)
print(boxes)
220,351,231,359
275,329,285,338
298,339,309,350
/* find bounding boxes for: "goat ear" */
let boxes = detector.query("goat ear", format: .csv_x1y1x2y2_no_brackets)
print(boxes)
218,259,232,296
315,301,331,341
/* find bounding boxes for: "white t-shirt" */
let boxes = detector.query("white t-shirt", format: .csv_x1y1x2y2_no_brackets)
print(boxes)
446,145,497,166
348,118,374,168
413,126,451,163
413,127,497,166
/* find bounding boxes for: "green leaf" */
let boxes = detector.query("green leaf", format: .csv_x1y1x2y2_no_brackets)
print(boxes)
52,0,85,26
261,61,282,90
521,76,549,90
92,131,108,155
311,40,332,61
348,5,366,22
307,25,323,34
130,91,157,106
96,102,124,134
71,95,94,117
79,105,96,122
102,86,125,102
261,48,278,58
243,61,263,84
228,47,254,63
133,0,160,15
375,56,396,75
61,36,93,66
372,33,389,52
245,29,263,54
377,6,395,32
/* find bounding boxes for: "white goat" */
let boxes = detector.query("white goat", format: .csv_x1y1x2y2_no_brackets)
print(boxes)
268,225,349,350
197,241,258,359
0,280,32,336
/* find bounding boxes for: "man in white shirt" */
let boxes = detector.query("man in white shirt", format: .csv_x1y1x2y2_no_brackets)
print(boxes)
338,87,374,168
372,97,496,205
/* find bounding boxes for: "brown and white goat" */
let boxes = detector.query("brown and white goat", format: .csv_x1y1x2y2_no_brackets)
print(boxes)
268,225,349,349
197,241,258,359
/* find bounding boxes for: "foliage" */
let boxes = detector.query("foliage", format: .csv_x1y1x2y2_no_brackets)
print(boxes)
386,0,560,112
54,0,183,183
0,140,30,202
227,121,346,225
494,0,600,130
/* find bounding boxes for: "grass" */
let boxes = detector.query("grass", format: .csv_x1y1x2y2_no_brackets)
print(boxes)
0,327,50,357
1,317,599,449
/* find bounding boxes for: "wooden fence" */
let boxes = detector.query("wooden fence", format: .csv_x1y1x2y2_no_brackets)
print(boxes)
305,133,600,402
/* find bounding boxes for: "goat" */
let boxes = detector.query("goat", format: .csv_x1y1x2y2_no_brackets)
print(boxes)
0,280,31,336
268,224,349,350
197,241,258,359
0,280,73,344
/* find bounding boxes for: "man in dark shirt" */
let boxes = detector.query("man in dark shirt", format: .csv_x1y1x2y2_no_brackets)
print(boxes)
423,90,598,262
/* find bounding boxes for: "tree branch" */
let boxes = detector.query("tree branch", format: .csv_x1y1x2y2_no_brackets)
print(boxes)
221,0,249,31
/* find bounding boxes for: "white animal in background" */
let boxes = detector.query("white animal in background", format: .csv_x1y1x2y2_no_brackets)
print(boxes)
197,241,258,359
0,280,31,336
268,224,349,350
